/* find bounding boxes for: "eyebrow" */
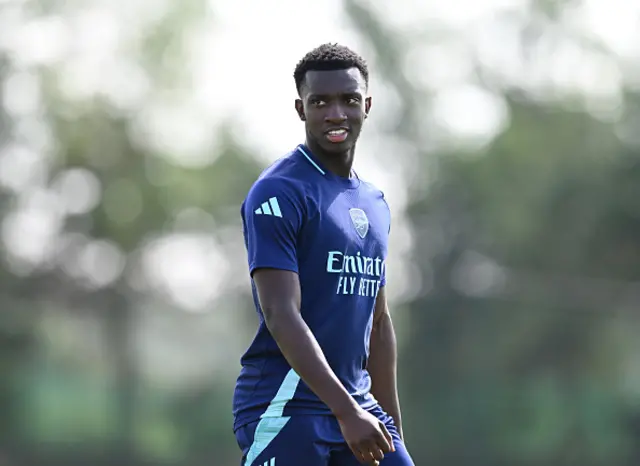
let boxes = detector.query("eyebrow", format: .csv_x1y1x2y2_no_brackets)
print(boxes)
307,91,363,99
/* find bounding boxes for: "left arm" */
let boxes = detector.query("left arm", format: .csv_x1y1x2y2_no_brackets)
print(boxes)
368,286,403,440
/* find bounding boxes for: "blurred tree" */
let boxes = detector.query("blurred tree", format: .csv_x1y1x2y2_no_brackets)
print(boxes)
345,0,640,465
0,1,262,465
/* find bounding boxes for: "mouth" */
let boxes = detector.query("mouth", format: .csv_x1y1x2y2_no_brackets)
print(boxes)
324,127,349,144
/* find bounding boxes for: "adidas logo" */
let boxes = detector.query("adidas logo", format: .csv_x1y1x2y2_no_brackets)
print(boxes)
260,459,275,466
254,197,282,217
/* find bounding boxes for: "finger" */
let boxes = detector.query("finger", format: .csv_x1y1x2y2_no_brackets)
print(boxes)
371,447,385,462
364,439,385,462
378,421,395,452
358,444,377,464
350,444,372,465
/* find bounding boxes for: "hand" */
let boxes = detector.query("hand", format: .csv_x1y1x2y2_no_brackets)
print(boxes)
336,406,395,464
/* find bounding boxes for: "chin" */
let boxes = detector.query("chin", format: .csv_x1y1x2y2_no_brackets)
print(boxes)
319,139,355,154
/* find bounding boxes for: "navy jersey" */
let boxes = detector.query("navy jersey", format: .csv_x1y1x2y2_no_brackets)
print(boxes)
232,144,391,432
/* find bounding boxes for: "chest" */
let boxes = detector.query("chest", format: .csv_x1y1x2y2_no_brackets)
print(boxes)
300,187,390,259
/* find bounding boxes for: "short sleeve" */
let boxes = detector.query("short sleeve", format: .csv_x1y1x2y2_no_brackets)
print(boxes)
241,177,304,276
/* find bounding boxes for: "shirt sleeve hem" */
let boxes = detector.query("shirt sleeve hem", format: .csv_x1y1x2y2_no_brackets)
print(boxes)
249,263,299,276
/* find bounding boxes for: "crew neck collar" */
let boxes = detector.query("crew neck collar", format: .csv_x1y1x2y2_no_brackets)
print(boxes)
296,144,360,189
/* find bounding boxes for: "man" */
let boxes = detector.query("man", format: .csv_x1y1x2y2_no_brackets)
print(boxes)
233,43,414,466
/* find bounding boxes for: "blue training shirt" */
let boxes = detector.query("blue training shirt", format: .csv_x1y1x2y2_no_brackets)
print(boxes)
232,144,391,432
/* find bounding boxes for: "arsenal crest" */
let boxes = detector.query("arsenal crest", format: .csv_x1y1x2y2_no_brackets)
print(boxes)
349,208,369,239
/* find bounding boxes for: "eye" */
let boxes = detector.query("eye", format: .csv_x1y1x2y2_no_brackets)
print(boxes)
346,96,361,105
310,99,326,107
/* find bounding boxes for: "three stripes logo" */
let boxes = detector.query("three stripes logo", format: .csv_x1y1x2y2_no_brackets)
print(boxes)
260,459,275,466
254,197,282,218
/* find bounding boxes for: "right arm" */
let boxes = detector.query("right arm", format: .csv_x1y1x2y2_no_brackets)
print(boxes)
252,268,359,418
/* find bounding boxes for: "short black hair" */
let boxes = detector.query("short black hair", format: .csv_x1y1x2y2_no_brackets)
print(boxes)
293,43,369,93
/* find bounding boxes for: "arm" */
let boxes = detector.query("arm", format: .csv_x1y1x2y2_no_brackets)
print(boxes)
252,268,359,417
244,181,355,415
369,286,403,439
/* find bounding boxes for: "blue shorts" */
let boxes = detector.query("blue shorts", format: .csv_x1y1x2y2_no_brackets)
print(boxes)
235,404,414,466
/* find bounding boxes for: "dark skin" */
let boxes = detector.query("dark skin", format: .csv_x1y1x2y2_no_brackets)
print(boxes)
294,68,371,178
369,286,403,440
251,68,403,465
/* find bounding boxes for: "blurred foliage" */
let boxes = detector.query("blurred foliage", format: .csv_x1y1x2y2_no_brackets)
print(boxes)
2,0,640,466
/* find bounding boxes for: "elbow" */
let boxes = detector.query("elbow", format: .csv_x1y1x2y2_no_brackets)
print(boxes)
262,305,296,334
262,306,279,330
372,311,391,334
372,314,396,345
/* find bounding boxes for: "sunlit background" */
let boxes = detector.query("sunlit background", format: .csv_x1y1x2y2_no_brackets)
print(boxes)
2,0,640,465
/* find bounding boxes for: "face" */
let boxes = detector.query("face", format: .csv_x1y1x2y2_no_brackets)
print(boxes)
295,68,371,155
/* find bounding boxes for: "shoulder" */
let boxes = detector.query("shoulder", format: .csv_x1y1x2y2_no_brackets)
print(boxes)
357,179,391,233
358,178,389,206
243,159,312,224
246,152,310,201
246,173,308,209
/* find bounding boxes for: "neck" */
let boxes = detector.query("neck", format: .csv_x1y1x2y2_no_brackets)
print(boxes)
305,138,355,178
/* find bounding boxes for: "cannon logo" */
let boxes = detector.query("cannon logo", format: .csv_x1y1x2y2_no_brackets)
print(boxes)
349,208,369,239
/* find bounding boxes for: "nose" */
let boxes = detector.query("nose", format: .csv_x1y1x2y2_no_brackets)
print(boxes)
324,103,347,123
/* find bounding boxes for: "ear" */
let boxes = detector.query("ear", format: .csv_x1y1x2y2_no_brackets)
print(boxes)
364,96,372,119
295,99,305,121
